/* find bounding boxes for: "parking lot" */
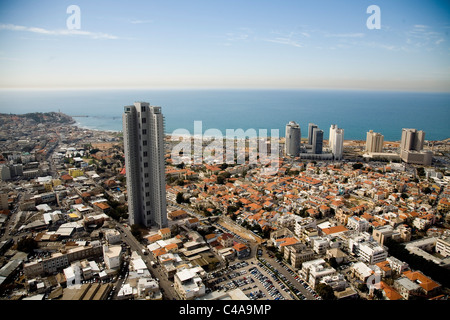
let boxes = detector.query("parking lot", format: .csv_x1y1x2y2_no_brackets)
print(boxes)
206,258,295,300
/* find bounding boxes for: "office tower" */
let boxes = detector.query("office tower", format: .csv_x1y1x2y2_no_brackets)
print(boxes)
123,102,168,229
366,130,384,153
312,128,324,154
399,128,432,166
308,123,318,145
285,121,301,157
401,128,425,152
329,124,337,148
330,127,344,160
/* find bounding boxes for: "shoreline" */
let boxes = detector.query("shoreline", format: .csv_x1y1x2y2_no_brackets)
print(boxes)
71,122,450,146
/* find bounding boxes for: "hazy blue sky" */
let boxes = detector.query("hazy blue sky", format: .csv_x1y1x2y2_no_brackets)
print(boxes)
0,0,449,91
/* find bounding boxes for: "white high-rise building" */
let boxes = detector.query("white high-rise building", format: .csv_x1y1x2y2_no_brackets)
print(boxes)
329,124,344,160
285,121,301,157
365,130,384,153
329,124,337,148
123,102,168,228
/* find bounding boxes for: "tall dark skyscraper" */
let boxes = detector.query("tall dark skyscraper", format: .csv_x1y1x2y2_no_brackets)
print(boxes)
308,123,318,145
312,128,324,154
123,102,168,229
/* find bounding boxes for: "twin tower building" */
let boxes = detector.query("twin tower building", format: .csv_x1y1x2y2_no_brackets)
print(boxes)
285,121,344,160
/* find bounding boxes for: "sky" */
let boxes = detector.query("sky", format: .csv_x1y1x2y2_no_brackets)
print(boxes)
0,0,449,91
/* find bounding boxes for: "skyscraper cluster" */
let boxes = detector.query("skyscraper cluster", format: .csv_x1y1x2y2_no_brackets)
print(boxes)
123,102,168,229
284,122,343,160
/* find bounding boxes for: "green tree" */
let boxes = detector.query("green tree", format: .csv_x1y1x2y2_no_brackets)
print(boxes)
176,192,184,204
17,237,38,253
422,187,432,194
315,283,336,300
216,175,225,185
328,257,338,269
130,224,143,241
352,163,363,170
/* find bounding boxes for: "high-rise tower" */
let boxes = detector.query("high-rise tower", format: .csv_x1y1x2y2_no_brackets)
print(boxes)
308,123,318,145
366,130,384,153
399,128,431,165
329,125,344,160
285,121,301,157
123,102,168,229
312,128,324,154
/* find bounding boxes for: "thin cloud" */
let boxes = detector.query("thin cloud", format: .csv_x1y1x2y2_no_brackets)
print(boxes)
405,24,447,49
325,32,365,38
264,37,303,48
130,19,153,24
0,23,118,39
225,28,254,42
264,30,305,48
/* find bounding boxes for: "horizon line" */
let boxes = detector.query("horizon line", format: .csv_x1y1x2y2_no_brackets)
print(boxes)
1,86,449,94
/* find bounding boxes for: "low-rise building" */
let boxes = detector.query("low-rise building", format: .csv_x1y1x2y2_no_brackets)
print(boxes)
394,276,422,300
372,225,401,245
233,243,250,259
436,236,450,257
347,216,370,233
300,258,336,289
174,267,206,300
103,244,122,270
284,243,315,268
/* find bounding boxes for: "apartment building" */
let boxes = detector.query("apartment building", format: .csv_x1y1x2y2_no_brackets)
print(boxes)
300,258,336,289
174,267,206,300
436,236,450,257
372,225,401,245
23,242,103,277
284,243,315,268
123,102,167,229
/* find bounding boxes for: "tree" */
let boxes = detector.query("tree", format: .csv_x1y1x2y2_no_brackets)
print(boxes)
422,187,432,194
227,206,238,214
177,162,185,169
373,289,384,300
328,257,338,269
416,167,425,178
176,192,184,204
17,237,37,253
315,283,336,300
130,224,143,241
216,175,225,185
352,163,363,170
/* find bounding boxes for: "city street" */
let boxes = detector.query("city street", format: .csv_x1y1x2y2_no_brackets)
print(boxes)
113,222,180,300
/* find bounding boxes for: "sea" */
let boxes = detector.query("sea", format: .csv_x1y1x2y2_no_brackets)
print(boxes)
0,88,449,141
